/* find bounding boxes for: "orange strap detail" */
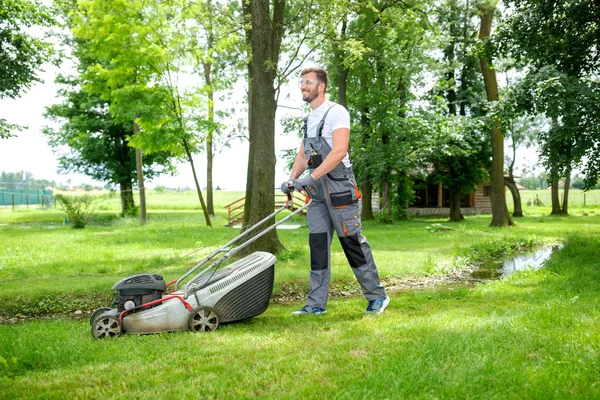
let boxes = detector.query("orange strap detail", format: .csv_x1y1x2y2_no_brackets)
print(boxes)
354,185,362,200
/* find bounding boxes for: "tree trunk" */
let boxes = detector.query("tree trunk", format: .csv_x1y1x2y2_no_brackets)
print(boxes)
550,172,561,215
562,173,570,215
504,176,523,217
505,118,523,217
204,61,215,216
359,79,374,220
334,18,349,107
477,5,512,227
361,178,374,220
444,8,458,116
119,180,135,217
381,134,392,222
203,2,215,216
183,138,212,227
448,188,463,222
381,180,392,223
134,121,147,225
241,0,254,231
241,0,285,254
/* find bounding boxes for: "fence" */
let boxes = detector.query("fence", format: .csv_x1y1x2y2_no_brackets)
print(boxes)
0,189,54,207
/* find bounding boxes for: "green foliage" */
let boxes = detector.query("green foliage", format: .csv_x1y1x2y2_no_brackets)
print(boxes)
497,0,600,189
123,204,139,218
501,67,600,189
0,0,56,100
427,115,491,191
426,223,454,232
55,194,97,229
462,235,541,263
0,0,57,139
0,171,56,189
339,1,434,216
43,46,175,216
498,0,600,77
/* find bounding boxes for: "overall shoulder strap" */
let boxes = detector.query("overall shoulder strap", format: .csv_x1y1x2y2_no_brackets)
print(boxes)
316,104,338,139
302,116,308,139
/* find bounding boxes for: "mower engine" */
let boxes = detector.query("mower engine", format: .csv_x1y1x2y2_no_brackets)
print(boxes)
112,274,166,312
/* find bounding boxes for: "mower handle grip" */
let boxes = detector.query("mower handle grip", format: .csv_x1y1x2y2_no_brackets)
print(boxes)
286,179,313,199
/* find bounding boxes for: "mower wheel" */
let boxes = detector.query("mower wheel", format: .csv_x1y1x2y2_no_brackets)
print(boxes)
188,306,220,332
91,315,122,339
89,307,112,325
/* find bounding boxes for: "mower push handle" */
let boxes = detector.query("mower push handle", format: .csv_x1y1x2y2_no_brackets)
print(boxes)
286,178,313,200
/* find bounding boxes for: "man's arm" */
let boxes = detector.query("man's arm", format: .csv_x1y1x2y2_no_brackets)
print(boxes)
309,127,349,180
289,142,308,180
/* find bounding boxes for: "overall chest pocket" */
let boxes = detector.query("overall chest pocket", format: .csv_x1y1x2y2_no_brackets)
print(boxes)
326,171,360,208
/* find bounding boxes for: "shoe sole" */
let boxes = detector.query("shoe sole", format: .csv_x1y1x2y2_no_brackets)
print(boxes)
291,310,326,315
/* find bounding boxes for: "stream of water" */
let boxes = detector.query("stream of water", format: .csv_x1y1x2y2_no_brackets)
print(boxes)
471,244,564,280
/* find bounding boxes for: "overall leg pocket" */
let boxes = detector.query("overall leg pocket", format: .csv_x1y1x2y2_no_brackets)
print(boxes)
336,204,362,237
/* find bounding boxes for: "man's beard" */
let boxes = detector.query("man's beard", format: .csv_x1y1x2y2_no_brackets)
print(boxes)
302,87,318,103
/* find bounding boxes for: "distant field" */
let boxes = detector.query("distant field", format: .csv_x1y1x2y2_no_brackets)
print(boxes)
516,189,600,207
2,188,600,218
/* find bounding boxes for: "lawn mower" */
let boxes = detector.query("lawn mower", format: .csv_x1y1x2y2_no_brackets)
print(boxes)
91,188,310,339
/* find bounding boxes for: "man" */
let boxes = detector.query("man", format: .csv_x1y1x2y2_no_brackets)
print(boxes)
281,66,390,315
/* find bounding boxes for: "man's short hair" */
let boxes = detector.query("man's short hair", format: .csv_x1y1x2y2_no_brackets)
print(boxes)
301,67,328,88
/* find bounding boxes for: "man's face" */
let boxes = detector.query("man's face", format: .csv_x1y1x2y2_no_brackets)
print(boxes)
300,72,321,103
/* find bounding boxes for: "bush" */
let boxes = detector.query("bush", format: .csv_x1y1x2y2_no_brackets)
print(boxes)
55,194,97,229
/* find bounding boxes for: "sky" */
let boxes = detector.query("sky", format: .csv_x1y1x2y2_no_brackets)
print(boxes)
0,64,303,191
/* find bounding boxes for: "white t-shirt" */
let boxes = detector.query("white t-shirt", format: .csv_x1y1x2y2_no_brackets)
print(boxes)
305,100,351,167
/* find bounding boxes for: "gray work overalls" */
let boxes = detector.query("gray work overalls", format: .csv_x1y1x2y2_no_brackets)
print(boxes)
303,104,387,310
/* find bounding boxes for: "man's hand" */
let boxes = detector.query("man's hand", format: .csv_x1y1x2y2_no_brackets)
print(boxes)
294,175,316,191
280,180,294,194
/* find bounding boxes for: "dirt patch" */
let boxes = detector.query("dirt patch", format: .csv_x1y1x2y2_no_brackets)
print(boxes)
2,268,483,324
272,266,481,304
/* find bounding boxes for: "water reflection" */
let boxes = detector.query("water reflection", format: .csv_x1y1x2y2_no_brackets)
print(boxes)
471,245,563,280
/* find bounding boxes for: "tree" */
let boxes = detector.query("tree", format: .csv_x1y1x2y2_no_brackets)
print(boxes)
498,0,600,211
69,0,218,226
477,1,513,226
70,0,164,224
0,0,56,138
186,0,244,216
44,75,174,217
428,116,491,222
428,0,490,221
336,1,432,221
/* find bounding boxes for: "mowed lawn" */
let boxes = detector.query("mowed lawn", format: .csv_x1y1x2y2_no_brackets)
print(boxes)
1,190,599,398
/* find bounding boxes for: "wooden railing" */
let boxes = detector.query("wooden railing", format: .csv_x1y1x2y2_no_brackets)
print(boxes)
225,190,308,227
224,196,246,227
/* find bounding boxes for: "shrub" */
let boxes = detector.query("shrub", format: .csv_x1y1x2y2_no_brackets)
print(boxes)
55,194,97,229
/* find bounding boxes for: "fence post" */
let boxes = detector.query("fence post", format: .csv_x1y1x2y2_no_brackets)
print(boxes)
12,194,15,210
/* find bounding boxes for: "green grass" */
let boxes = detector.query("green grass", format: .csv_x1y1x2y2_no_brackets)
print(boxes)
508,189,600,215
1,190,600,398
1,233,599,398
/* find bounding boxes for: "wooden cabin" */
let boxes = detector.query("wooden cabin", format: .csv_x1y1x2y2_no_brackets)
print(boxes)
407,180,492,216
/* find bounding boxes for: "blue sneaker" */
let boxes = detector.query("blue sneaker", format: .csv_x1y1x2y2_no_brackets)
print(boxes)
292,305,326,315
365,296,390,314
